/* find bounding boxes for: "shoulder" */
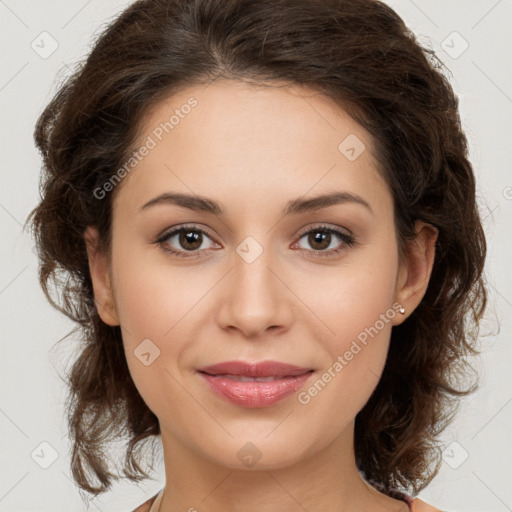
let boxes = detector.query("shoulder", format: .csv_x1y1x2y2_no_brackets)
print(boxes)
409,497,443,512
131,490,161,512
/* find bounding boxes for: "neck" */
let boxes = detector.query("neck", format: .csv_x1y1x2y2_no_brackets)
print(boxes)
155,421,405,512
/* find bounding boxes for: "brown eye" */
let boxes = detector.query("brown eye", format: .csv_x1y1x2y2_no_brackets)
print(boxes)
157,225,217,258
295,225,356,257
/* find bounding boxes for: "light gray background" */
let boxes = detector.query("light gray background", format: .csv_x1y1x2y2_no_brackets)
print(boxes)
1,1,511,511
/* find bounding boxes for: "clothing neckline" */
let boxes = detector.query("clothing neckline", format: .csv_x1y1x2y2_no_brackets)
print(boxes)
147,489,163,512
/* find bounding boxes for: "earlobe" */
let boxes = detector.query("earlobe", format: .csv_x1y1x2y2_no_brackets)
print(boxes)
393,220,438,325
84,226,120,326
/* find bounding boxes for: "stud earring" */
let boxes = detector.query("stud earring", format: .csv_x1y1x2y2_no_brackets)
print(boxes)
398,306,405,315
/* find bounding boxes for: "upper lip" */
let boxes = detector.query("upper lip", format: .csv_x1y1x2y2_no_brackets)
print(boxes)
198,360,313,378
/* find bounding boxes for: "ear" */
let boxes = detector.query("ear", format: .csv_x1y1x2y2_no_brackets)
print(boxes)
392,220,438,326
84,226,120,326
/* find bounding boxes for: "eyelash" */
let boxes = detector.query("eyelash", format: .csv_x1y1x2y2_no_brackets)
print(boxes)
155,224,356,259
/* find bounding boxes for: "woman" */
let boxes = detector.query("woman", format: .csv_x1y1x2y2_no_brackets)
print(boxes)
28,0,487,510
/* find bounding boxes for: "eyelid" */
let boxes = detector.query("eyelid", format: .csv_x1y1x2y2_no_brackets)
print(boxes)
295,223,353,238
156,223,216,242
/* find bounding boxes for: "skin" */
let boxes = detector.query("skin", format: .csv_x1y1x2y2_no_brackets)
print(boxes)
85,79,438,512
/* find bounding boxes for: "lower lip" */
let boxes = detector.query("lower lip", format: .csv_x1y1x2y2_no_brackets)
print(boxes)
198,371,313,408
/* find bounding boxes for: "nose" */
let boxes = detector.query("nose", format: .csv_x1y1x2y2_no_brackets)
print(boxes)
217,242,293,339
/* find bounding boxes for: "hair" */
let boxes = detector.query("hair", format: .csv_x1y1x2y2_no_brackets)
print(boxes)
27,0,488,500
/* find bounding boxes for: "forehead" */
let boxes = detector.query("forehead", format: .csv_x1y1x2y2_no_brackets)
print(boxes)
113,79,392,218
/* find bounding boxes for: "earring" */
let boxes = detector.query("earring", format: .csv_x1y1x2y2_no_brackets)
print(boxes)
398,306,405,315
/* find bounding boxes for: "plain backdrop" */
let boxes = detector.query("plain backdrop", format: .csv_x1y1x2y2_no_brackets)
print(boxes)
1,1,511,511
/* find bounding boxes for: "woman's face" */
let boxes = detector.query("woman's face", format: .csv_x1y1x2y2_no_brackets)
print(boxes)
86,79,435,471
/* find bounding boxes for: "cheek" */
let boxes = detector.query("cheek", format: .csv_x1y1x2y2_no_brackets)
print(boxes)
111,243,207,340
110,255,201,415
297,241,398,349
109,246,216,397
294,242,398,408
296,300,397,435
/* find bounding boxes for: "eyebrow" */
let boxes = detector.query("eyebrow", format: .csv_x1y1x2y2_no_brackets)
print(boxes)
139,190,373,216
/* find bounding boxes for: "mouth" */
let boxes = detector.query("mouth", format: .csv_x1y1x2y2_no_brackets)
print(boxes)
197,360,314,408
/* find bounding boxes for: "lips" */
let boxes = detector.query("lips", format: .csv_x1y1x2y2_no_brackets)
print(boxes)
197,360,314,407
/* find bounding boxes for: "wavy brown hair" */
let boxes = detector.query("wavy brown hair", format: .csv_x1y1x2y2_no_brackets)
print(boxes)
27,0,488,499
